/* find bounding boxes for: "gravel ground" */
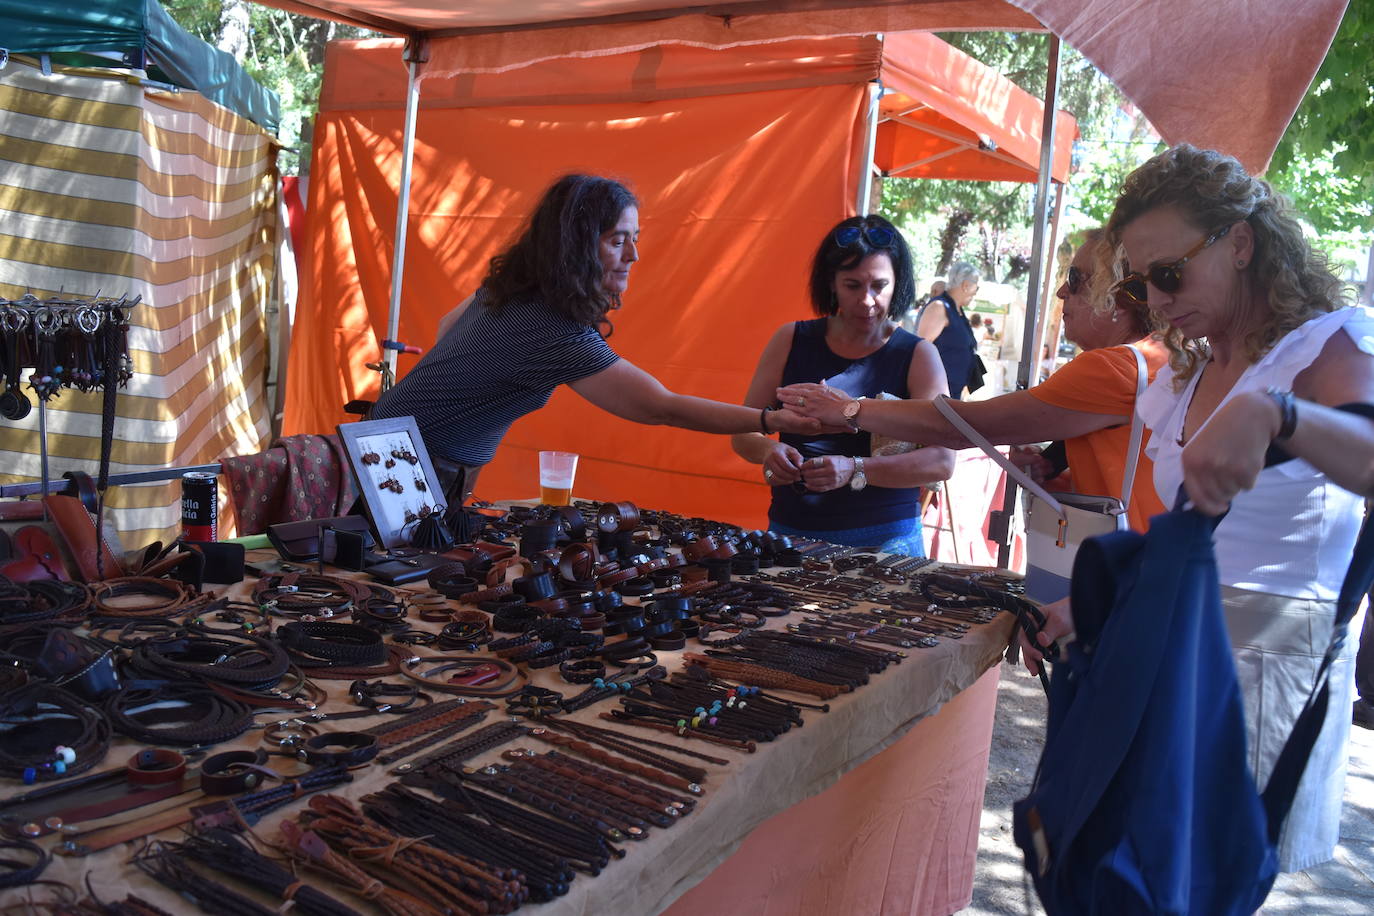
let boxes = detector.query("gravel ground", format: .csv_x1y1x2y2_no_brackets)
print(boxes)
964,660,1374,915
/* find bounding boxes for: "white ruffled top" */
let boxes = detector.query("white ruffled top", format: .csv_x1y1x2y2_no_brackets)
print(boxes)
1139,305,1374,599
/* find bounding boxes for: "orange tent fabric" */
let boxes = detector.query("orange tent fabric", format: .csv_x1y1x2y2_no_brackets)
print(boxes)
876,31,1076,181
287,36,873,527
285,33,1082,527
256,0,1347,174
285,33,1077,528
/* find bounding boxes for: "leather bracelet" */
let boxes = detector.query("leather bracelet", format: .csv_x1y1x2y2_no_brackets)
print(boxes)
126,748,187,785
759,406,775,434
458,583,513,605
560,658,606,684
1265,387,1298,442
597,567,638,588
0,838,48,890
558,543,601,582
279,620,386,667
90,577,205,619
650,631,687,651
200,749,273,794
525,648,575,670
302,732,379,767
575,613,607,631
513,571,556,602
596,502,640,534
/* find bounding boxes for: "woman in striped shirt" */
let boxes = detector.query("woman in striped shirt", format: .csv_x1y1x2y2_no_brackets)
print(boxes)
371,173,821,504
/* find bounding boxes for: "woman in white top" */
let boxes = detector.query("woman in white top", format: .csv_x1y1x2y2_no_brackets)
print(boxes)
1025,144,1374,871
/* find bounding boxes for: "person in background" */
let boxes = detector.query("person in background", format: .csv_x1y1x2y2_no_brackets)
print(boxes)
780,229,1167,534
731,215,955,556
1027,144,1374,871
371,173,820,508
970,312,988,346
917,262,982,399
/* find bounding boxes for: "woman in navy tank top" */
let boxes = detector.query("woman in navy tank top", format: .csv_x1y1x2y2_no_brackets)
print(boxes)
731,216,954,555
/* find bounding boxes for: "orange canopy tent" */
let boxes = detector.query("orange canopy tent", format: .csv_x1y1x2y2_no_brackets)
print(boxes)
283,32,1075,527
258,0,1348,177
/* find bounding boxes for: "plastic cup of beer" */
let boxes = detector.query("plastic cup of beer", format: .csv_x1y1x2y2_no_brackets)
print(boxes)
538,451,578,506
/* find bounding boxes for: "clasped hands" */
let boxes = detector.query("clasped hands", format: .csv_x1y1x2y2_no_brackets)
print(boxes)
762,444,856,492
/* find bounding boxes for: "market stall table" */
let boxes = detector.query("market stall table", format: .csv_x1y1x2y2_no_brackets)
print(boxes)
2,540,1014,916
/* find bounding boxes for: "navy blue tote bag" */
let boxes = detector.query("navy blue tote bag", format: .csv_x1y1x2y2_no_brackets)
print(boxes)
1013,504,1374,915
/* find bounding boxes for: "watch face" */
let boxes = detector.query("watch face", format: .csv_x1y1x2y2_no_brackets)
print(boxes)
843,400,860,418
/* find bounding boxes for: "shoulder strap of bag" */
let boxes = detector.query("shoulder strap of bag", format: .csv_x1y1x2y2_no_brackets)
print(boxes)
1117,345,1148,512
932,395,1065,518
1260,505,1374,841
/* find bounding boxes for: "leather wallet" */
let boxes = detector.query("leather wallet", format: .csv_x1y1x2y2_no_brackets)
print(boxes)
267,515,374,561
180,541,246,584
368,552,450,585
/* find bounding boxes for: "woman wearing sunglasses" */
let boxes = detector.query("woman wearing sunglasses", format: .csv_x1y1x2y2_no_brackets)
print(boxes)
730,215,955,555
371,174,821,506
778,229,1169,534
1039,144,1374,871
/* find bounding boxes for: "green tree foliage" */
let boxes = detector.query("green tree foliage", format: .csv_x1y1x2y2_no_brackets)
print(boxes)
881,32,1154,285
165,1,375,173
1267,0,1373,233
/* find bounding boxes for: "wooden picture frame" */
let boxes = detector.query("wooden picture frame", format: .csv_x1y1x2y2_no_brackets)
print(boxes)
336,416,447,549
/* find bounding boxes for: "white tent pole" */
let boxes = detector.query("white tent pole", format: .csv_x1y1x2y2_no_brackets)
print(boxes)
382,41,425,387
854,36,883,215
995,32,1061,569
1027,182,1066,392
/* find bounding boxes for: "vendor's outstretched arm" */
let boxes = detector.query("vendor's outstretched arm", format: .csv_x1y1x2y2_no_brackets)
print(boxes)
571,358,821,436
777,380,1125,449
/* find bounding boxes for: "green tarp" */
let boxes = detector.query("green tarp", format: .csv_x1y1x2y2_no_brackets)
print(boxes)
0,0,279,131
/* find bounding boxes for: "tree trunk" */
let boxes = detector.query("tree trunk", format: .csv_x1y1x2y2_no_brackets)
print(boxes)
937,209,973,277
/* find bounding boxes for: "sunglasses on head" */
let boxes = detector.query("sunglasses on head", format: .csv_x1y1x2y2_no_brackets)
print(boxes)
834,224,897,249
1112,224,1232,306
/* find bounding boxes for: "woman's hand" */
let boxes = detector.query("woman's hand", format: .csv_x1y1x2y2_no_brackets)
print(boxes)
762,443,805,486
798,455,855,492
1009,445,1057,484
767,407,825,436
776,382,852,427
1179,390,1278,515
1019,596,1074,677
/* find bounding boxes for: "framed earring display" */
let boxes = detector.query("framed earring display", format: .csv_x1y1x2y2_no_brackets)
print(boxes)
337,417,447,549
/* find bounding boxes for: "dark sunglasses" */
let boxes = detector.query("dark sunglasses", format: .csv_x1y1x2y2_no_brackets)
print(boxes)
1065,265,1089,295
1112,224,1232,306
834,225,897,249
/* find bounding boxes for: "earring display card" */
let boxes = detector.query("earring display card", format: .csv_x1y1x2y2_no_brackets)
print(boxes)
337,417,448,549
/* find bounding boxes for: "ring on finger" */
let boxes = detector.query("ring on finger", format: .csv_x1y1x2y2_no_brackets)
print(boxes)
764,468,774,480
798,397,806,407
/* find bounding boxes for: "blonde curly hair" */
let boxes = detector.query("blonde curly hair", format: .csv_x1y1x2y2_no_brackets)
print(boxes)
1100,145,1346,386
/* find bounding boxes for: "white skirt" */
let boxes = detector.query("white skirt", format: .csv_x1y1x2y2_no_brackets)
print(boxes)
1221,586,1360,872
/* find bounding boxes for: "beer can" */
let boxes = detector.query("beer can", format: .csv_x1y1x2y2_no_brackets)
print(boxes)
181,471,218,541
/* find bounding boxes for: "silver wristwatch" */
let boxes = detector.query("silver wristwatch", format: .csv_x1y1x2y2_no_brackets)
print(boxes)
849,456,868,491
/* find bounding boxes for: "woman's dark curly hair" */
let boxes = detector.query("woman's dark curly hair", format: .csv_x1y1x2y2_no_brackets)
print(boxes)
481,174,638,331
808,215,916,321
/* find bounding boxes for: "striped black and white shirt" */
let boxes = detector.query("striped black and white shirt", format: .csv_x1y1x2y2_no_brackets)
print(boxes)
371,291,619,464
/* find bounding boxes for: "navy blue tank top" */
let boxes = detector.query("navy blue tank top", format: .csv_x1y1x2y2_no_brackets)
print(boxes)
928,293,978,400
770,318,921,530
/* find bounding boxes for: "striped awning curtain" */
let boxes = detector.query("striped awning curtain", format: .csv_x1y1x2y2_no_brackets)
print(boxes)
0,55,276,549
